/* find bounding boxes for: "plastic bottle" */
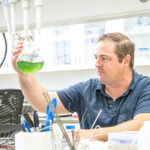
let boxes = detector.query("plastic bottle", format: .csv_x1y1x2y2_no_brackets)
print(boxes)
138,121,150,150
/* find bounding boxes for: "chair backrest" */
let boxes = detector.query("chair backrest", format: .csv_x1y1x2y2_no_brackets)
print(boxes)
0,89,24,137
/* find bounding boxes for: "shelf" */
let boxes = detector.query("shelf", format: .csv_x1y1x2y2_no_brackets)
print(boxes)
1,61,150,74
126,27,150,36
41,64,95,72
134,57,150,66
0,64,95,74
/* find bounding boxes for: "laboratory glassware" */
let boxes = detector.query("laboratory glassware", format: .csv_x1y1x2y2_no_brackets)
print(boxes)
16,33,44,74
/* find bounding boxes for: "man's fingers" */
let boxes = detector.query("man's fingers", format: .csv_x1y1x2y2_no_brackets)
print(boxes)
12,48,22,55
13,41,23,50
17,41,23,44
12,55,19,62
12,42,23,55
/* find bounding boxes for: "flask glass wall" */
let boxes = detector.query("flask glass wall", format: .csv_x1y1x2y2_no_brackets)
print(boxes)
16,33,44,74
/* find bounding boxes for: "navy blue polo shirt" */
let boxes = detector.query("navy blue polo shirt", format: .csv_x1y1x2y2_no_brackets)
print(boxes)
57,69,150,129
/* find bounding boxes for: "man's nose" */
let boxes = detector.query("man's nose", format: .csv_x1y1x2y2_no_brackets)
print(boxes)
95,58,102,68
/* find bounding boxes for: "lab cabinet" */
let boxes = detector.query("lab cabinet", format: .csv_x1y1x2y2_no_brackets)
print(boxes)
40,15,150,71
0,15,150,74
124,16,150,66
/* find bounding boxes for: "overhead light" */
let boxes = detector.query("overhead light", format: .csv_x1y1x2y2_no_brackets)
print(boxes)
139,0,149,3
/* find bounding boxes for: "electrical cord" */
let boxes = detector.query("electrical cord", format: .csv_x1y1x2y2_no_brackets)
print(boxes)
0,133,15,149
0,33,7,68
0,138,15,150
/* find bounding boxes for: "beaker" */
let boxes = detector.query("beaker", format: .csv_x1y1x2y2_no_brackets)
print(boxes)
15,33,44,74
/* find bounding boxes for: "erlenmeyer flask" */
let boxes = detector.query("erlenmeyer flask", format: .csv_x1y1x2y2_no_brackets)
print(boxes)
16,33,44,74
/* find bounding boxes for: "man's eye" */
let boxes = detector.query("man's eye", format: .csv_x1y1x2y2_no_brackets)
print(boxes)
102,57,110,61
102,57,107,60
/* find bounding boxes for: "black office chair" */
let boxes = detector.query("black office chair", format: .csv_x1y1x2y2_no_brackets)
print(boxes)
0,89,24,137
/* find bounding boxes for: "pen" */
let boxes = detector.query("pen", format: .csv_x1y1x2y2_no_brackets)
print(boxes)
33,110,40,131
23,120,31,132
23,112,34,132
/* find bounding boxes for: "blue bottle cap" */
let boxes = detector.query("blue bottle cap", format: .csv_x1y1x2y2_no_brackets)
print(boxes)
66,125,75,130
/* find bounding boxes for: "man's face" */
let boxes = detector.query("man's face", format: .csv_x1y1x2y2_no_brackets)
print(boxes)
95,40,125,85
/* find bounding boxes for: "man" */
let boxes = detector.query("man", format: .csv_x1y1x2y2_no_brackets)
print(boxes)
12,32,150,141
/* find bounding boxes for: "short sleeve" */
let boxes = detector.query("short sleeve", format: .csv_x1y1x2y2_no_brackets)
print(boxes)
57,82,83,113
133,79,150,117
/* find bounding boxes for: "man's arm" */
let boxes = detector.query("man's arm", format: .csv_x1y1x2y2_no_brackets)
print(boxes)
12,42,69,114
78,113,150,141
18,73,69,114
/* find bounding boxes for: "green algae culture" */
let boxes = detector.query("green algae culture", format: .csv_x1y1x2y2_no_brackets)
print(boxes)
16,61,44,74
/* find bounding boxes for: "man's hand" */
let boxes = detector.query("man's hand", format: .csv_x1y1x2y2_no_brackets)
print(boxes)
77,128,106,141
77,113,150,142
11,41,24,74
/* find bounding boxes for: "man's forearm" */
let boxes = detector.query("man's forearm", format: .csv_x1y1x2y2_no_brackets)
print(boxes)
98,119,142,141
89,113,150,141
79,118,144,141
18,74,47,113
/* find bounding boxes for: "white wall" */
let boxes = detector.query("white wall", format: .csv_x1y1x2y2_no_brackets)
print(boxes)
0,66,150,90
1,0,150,32
0,69,96,90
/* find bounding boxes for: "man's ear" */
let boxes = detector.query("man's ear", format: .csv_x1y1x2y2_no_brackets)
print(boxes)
124,55,131,67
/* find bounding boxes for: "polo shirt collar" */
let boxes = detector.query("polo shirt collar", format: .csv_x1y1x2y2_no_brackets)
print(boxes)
96,69,139,92
128,69,139,90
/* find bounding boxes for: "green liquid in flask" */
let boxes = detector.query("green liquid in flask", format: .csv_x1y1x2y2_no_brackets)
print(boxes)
16,61,44,74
